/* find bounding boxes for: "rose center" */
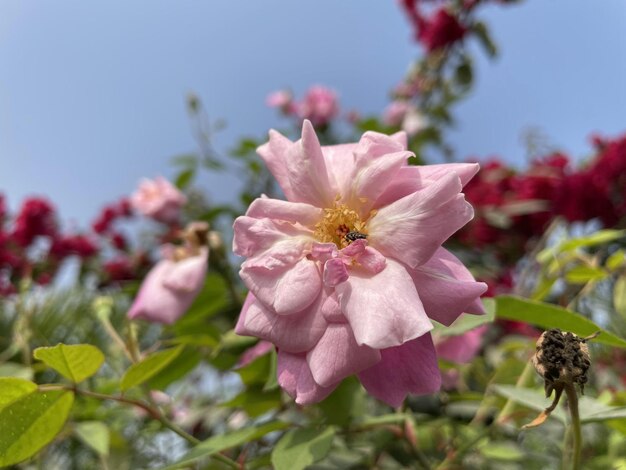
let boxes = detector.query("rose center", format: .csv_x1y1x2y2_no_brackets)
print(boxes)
314,202,370,249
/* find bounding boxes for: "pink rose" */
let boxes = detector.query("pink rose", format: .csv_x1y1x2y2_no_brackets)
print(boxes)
233,121,487,407
128,231,208,324
130,177,187,224
297,86,339,127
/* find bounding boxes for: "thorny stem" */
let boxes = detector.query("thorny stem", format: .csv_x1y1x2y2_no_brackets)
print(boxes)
38,385,240,469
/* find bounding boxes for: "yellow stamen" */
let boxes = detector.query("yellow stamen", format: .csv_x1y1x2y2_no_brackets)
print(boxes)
314,201,372,249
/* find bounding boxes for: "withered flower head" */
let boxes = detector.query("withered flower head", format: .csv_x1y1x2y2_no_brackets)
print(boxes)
532,328,592,397
524,328,598,430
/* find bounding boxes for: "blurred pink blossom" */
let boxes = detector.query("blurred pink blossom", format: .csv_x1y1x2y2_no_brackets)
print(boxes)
233,120,486,407
297,86,339,127
383,101,412,127
130,177,187,224
128,242,207,324
266,90,293,109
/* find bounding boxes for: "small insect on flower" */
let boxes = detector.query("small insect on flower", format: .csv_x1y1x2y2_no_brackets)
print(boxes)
345,231,368,243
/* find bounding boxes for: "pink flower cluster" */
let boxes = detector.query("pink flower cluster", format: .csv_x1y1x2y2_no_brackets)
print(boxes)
233,121,486,406
267,86,339,128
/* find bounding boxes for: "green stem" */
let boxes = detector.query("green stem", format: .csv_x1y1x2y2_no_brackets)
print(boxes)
563,384,582,470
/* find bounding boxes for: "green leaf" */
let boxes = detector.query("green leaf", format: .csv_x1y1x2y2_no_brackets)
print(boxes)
162,421,288,469
33,344,105,384
0,378,37,410
434,298,495,337
478,441,524,461
607,249,626,270
175,168,194,190
614,275,626,319
0,363,33,381
120,346,184,391
74,421,110,456
271,426,336,470
0,390,74,466
472,22,498,57
356,413,412,427
495,296,626,348
564,266,607,284
221,387,281,417
538,229,626,264
492,385,567,423
318,376,365,426
147,348,202,391
493,384,626,424
455,61,473,87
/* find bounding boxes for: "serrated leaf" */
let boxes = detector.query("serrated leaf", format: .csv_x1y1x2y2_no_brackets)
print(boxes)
271,427,336,470
74,421,110,456
495,296,626,348
161,421,288,470
120,346,183,391
33,344,105,384
0,390,74,466
0,378,37,410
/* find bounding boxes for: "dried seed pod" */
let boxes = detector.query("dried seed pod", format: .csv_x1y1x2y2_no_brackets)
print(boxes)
523,329,598,430
532,328,593,396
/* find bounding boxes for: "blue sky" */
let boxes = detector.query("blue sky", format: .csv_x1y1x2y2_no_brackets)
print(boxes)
2,1,626,228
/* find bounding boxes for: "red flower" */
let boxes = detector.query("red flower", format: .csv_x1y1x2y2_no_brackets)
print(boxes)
50,234,99,259
11,197,58,247
417,9,467,52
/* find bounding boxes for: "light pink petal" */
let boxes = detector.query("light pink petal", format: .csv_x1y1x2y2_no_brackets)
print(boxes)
356,247,387,274
237,341,274,368
277,351,338,405
340,239,366,257
436,326,487,364
353,131,406,161
241,257,321,315
358,333,441,407
323,258,349,287
310,242,338,262
335,259,433,349
162,248,208,293
283,120,336,207
347,151,412,215
235,292,327,353
307,323,381,387
408,248,487,326
257,130,296,201
321,291,345,323
321,143,357,198
416,163,480,188
374,163,480,209
245,198,322,227
389,131,408,149
128,260,199,324
233,216,313,259
368,173,474,269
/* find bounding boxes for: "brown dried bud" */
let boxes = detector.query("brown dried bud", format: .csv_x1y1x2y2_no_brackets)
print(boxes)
532,328,593,397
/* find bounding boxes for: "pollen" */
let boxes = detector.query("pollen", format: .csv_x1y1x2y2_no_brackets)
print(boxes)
314,201,373,248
